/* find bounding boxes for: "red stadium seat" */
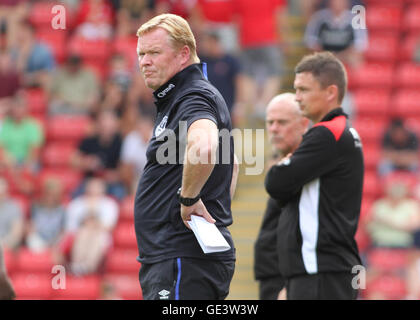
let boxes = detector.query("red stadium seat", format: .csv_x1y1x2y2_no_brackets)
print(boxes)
364,34,398,62
36,29,68,64
351,63,394,89
399,33,420,61
46,115,92,143
29,2,75,30
103,274,143,300
391,89,420,117
38,168,82,194
23,88,47,116
42,143,77,168
360,197,374,223
68,36,111,63
402,4,420,32
52,275,101,300
113,221,137,249
368,249,409,272
355,227,370,254
353,89,391,116
15,248,55,273
366,274,407,300
366,5,402,32
363,171,381,198
113,36,138,69
119,196,134,222
353,116,387,144
106,248,140,274
394,63,420,89
362,143,381,170
11,273,53,299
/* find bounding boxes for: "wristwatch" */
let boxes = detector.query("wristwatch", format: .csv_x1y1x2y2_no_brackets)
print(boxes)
177,188,200,206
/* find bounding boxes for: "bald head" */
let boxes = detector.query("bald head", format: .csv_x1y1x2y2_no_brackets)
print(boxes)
266,93,309,155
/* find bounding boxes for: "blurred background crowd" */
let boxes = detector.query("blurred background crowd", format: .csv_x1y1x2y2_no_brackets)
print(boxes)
0,0,420,300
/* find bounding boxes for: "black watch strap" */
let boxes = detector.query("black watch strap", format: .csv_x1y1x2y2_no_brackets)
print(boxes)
177,188,200,206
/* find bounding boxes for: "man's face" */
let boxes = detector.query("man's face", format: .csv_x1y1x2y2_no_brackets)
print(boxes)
294,72,330,123
137,28,185,90
266,102,306,155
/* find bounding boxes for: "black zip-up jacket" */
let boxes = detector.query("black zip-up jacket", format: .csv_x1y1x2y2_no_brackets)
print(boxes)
254,197,284,282
265,108,364,278
134,63,235,264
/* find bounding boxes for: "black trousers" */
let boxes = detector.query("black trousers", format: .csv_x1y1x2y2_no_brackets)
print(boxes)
286,272,359,300
259,276,286,300
139,257,235,300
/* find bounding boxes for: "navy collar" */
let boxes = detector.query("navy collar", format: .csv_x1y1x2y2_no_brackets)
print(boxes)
153,63,208,105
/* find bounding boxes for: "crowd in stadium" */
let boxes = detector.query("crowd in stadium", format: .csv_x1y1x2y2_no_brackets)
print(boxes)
0,0,419,299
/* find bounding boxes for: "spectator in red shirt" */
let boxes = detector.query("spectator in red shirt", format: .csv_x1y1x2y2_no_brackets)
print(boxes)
190,0,238,53
74,0,114,40
232,0,286,121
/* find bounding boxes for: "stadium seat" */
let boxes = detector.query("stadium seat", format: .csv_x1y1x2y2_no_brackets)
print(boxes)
24,88,47,116
119,196,134,222
29,1,75,30
106,248,140,274
366,274,407,300
113,221,137,249
364,34,398,62
394,62,420,89
103,274,143,300
391,89,420,117
36,29,67,64
42,143,77,168
38,168,82,194
399,33,420,61
402,4,420,32
368,249,409,273
351,63,394,89
46,115,92,144
15,248,55,273
362,143,381,170
113,36,138,69
353,116,387,144
11,273,53,299
363,171,381,198
353,89,391,116
52,275,101,300
366,5,402,32
359,197,374,223
68,36,111,63
355,227,370,254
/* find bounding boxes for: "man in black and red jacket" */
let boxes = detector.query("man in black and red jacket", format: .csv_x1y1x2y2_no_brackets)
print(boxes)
265,52,364,300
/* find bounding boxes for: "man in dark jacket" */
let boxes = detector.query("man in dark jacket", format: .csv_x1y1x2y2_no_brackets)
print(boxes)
135,13,238,300
254,93,308,300
265,51,364,300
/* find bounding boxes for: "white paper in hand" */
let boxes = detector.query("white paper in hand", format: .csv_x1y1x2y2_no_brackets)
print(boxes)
187,215,231,254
